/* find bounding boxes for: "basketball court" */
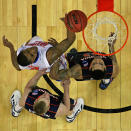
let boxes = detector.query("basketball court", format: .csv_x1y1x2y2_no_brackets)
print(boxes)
0,0,131,130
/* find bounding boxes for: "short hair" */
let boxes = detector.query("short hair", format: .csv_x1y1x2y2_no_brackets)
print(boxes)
33,101,47,115
17,51,31,66
89,69,106,80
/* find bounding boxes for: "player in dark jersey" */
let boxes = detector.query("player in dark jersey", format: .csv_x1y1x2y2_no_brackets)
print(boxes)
10,69,84,123
49,32,119,90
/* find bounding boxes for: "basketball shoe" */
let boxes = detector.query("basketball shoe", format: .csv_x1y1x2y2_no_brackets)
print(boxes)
99,78,113,90
10,90,22,117
66,98,84,123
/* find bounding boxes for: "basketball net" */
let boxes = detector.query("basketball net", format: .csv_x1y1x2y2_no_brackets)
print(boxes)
83,0,128,56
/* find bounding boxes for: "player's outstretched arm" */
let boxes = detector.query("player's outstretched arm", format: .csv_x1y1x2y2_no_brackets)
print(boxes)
47,17,76,65
108,32,119,78
2,36,21,71
19,69,47,107
61,79,70,110
55,79,71,117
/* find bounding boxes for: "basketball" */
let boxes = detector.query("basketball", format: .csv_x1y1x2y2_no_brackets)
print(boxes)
65,10,87,32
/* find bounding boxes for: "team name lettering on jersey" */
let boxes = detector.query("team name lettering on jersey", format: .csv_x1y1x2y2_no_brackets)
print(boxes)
81,53,107,61
26,41,48,47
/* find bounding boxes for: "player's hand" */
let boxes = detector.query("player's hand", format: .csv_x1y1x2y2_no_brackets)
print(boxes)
61,79,71,88
108,32,117,46
2,35,13,48
48,38,59,46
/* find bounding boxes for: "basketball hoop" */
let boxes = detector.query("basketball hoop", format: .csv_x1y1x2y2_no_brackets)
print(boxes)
82,0,129,56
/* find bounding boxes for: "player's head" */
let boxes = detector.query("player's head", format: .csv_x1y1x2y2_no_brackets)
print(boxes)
33,92,50,115
89,56,106,80
17,47,38,66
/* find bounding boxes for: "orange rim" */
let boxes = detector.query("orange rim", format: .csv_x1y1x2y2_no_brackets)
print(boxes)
82,11,129,56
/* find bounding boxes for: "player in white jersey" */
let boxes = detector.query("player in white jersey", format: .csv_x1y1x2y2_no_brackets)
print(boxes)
16,36,67,72
2,18,76,75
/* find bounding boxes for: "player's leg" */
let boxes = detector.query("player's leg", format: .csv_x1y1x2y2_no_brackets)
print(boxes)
10,90,23,117
99,78,114,90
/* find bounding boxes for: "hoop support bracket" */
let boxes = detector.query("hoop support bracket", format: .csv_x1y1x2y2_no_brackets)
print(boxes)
97,0,114,12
